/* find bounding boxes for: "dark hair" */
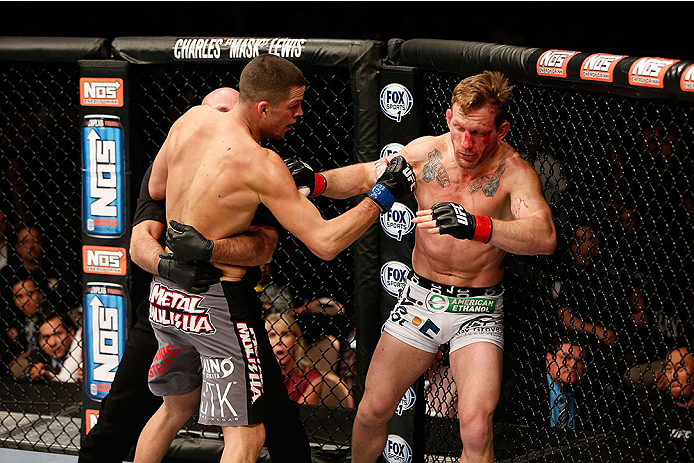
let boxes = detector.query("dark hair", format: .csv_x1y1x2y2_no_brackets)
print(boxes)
239,54,305,106
37,309,76,333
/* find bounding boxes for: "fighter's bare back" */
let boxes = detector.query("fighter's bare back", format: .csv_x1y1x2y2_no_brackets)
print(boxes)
149,105,277,280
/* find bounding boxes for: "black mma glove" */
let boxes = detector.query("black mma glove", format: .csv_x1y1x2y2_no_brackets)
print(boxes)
282,157,326,197
368,155,416,212
163,220,214,262
431,202,493,243
157,259,223,294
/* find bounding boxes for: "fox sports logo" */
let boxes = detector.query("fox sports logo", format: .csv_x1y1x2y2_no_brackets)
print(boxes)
380,261,411,298
383,434,413,463
380,202,415,241
380,142,404,158
395,387,416,416
380,83,413,122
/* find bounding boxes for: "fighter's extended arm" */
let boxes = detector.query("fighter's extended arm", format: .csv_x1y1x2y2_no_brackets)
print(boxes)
258,152,414,260
317,142,424,200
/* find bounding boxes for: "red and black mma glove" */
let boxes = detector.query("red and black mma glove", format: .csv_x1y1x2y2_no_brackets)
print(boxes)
283,157,326,198
368,155,416,213
430,202,493,243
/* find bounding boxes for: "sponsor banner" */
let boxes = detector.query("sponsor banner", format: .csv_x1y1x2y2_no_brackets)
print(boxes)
380,202,415,241
628,57,679,88
380,261,411,298
383,434,413,463
425,292,498,313
82,115,126,238
173,37,307,60
82,245,127,275
580,53,627,82
380,83,413,122
84,283,127,401
536,50,580,78
80,78,124,107
84,409,100,434
680,63,694,93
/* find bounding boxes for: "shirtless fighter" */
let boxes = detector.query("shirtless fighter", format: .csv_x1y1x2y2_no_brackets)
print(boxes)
134,55,415,463
311,71,557,463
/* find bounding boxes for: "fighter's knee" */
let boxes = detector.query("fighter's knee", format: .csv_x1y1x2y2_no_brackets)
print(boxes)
458,410,493,451
355,400,392,429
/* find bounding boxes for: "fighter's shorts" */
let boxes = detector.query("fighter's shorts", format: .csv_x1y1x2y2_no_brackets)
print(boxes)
384,271,504,354
147,275,264,427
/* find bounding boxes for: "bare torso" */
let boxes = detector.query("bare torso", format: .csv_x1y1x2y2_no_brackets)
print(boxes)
405,134,526,287
154,105,263,280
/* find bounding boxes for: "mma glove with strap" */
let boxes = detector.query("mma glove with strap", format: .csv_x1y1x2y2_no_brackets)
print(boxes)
162,220,214,262
368,155,416,213
283,157,326,198
157,259,223,294
431,202,493,243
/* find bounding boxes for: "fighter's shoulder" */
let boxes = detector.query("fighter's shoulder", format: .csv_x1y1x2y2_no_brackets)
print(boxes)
499,145,541,182
399,135,446,163
169,105,213,132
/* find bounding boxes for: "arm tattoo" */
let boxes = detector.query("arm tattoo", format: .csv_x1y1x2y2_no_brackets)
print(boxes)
422,149,450,188
468,163,506,197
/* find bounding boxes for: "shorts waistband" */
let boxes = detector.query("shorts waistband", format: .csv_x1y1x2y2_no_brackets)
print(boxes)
407,270,503,297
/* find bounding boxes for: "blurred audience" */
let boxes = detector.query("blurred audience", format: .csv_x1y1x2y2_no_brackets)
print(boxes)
2,277,45,378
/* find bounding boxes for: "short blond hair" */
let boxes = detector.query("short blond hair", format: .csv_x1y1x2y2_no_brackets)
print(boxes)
451,71,513,128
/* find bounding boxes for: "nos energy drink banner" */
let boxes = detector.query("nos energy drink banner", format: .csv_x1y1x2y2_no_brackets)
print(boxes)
83,282,127,400
82,114,125,238
379,66,424,463
79,60,131,441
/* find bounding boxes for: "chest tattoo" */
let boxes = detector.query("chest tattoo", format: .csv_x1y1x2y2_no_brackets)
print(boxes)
422,149,451,188
468,163,506,197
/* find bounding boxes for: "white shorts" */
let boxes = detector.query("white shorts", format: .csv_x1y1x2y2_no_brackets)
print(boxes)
384,271,504,354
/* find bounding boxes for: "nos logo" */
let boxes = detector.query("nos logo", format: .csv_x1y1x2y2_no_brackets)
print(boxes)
383,434,413,463
380,202,415,241
380,261,411,298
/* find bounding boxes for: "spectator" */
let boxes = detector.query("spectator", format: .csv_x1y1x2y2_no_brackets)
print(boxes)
496,335,590,429
27,310,82,382
638,346,694,460
1,225,77,313
545,336,587,429
556,224,618,347
265,312,353,408
2,277,44,377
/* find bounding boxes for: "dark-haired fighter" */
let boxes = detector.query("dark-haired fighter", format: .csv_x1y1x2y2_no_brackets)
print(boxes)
79,87,311,463
137,55,414,463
